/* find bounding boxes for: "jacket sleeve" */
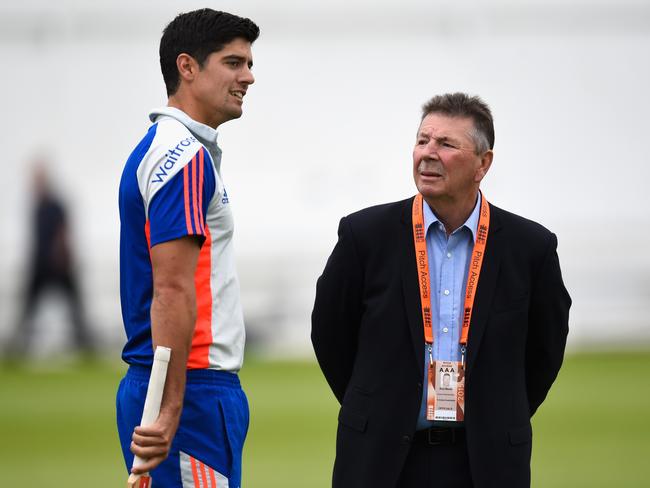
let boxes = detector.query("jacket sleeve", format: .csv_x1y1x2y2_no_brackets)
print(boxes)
525,233,571,416
311,216,364,404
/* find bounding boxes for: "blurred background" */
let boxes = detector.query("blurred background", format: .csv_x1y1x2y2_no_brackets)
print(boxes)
0,0,648,486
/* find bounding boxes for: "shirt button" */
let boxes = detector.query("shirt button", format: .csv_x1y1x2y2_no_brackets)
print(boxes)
444,289,450,296
447,252,452,258
443,327,449,333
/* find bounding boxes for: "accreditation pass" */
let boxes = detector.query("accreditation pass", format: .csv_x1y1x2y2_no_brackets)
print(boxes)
427,360,465,422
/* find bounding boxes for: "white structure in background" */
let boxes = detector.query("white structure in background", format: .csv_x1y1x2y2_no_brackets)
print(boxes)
0,0,649,357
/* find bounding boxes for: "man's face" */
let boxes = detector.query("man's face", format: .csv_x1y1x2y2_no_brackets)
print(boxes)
412,113,490,204
191,37,255,128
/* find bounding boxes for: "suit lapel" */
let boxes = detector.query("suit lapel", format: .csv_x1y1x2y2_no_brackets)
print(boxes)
400,197,426,373
465,205,503,379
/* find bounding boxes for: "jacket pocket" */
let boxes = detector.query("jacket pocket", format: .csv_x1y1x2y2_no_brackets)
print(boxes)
508,423,532,445
338,406,368,433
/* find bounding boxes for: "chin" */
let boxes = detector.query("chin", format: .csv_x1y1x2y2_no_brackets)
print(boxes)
416,184,443,199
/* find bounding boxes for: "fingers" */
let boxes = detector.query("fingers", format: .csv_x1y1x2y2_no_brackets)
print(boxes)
129,415,180,474
130,453,167,475
131,429,170,447
130,426,172,473
130,438,168,457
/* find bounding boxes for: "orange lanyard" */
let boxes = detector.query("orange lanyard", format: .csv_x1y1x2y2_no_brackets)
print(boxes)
411,193,490,365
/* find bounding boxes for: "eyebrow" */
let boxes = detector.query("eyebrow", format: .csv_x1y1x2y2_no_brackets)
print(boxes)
417,133,460,144
223,54,253,69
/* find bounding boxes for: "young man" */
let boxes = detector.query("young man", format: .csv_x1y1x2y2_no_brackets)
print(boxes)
312,93,570,487
116,9,259,487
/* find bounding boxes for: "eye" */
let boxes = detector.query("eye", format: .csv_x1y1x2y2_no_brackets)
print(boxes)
417,139,427,146
441,141,459,149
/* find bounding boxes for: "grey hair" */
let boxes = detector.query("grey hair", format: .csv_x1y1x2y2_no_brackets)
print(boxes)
421,93,495,155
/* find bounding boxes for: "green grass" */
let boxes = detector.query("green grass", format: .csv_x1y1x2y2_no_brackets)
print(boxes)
0,351,648,487
531,352,650,487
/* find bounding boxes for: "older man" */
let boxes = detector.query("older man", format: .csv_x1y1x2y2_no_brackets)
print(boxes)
312,93,570,487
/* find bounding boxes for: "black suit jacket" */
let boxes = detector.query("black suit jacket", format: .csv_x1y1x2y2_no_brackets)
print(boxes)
311,196,570,488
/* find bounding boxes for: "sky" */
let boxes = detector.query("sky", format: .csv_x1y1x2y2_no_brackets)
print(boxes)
0,0,649,355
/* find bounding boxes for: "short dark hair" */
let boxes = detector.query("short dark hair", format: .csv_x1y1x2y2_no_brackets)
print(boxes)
160,9,260,96
421,93,494,154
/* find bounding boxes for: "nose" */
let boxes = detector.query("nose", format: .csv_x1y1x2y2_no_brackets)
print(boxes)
419,141,441,160
426,139,441,153
240,65,255,85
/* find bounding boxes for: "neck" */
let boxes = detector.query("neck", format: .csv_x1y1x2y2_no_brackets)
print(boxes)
424,191,479,236
167,95,221,129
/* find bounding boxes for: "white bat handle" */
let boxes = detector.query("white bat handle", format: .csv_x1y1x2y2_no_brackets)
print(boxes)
131,346,171,471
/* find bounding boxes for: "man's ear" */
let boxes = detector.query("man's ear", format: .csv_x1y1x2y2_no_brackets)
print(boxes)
176,53,200,83
475,150,493,182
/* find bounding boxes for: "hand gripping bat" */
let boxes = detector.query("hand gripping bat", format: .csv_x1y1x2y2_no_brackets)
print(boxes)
127,346,171,488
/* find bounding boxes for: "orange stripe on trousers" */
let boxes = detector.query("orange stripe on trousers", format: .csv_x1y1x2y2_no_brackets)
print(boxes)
199,461,209,488
190,456,201,487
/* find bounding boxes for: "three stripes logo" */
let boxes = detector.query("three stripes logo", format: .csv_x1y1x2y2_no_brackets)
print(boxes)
180,451,229,487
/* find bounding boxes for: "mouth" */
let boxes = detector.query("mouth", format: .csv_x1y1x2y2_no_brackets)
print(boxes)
419,168,443,180
230,90,245,101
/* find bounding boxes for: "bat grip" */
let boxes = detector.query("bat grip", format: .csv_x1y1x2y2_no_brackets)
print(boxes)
131,346,171,471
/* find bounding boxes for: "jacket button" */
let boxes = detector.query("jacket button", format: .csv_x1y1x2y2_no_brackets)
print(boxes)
417,382,423,388
402,435,411,444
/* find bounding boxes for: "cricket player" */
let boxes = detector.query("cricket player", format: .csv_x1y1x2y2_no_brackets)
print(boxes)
116,9,259,487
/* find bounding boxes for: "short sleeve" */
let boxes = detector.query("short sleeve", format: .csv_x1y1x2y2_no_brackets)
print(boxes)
148,147,216,247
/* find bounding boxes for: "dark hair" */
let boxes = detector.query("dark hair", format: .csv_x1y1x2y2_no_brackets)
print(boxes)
160,9,260,96
421,93,494,154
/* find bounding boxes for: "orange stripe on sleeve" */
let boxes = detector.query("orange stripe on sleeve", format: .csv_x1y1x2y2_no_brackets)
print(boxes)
183,165,193,234
197,148,205,234
209,467,217,487
191,154,201,235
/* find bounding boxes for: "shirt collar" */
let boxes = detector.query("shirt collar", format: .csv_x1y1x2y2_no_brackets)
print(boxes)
149,106,221,154
423,192,482,241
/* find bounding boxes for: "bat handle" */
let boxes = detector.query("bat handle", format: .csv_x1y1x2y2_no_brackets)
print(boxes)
127,472,150,487
128,346,171,484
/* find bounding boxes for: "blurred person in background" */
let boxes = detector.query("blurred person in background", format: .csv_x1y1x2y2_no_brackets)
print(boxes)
115,9,259,487
5,160,92,359
312,93,571,488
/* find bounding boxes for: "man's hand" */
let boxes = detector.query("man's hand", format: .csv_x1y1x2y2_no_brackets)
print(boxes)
130,411,180,474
